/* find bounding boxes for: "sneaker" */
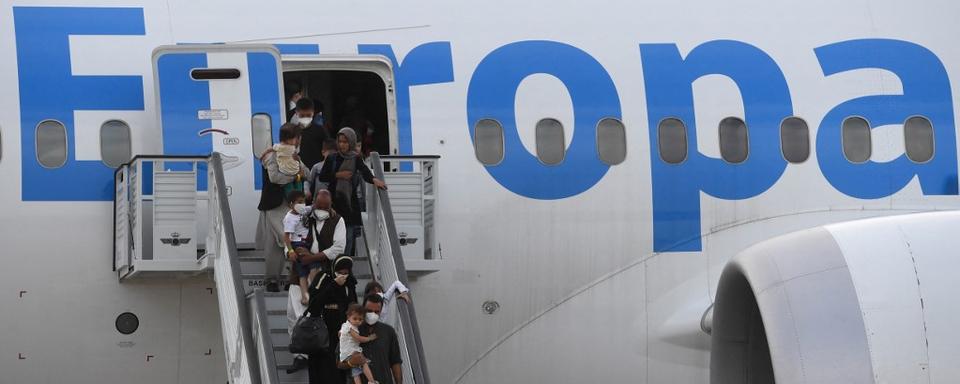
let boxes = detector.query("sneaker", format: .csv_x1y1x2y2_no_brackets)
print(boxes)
265,281,280,292
286,356,308,374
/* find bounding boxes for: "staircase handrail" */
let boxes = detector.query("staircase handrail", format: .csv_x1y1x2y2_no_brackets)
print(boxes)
365,152,431,384
209,152,261,384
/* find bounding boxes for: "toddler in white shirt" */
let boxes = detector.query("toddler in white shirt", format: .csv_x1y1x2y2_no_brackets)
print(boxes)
339,304,378,384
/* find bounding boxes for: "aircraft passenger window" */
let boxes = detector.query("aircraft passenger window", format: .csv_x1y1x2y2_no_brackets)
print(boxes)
535,118,566,165
100,120,132,168
251,113,273,157
596,118,627,165
719,117,749,164
658,118,687,164
780,117,810,163
904,116,934,163
474,119,504,165
842,116,871,163
36,120,67,168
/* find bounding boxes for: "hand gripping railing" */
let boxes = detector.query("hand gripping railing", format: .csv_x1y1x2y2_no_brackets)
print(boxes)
207,153,262,384
363,152,431,384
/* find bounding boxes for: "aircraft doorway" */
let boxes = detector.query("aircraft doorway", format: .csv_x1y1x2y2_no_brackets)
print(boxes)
282,60,397,159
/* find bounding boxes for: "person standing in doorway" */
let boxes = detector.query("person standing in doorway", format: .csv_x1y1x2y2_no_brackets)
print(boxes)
291,98,329,170
316,128,386,255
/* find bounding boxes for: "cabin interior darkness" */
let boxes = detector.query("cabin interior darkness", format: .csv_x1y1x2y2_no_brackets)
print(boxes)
283,70,390,156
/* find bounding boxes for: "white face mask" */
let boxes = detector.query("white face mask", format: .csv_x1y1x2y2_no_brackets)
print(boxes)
294,203,309,215
365,312,380,325
296,115,312,127
288,100,296,110
313,209,330,221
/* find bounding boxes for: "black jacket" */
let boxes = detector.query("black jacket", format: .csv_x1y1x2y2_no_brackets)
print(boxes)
256,165,285,211
307,271,358,315
317,153,375,225
299,121,330,169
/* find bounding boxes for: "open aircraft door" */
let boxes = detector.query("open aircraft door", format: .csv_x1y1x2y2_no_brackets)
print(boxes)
281,55,400,157
152,45,284,247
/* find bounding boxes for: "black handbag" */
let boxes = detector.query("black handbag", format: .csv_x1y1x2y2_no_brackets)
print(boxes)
289,276,330,354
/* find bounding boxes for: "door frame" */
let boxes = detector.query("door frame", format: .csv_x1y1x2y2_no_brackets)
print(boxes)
282,55,399,156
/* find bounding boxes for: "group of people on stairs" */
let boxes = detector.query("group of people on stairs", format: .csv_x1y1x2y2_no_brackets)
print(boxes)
255,118,406,383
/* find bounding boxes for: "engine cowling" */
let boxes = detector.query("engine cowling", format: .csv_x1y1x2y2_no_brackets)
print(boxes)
710,211,960,384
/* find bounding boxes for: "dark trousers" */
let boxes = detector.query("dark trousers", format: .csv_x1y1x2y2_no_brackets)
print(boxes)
345,225,361,256
309,307,347,383
307,351,340,384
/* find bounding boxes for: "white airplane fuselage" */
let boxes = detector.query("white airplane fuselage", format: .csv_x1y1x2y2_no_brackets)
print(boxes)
1,1,959,383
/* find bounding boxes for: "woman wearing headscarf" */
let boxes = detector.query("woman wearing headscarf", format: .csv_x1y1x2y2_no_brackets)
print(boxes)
305,255,358,384
316,127,386,255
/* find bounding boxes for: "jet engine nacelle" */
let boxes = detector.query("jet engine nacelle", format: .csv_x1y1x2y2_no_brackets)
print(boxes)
711,211,960,384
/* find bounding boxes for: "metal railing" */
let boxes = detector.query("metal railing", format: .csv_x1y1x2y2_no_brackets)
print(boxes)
114,153,264,384
208,153,261,384
114,155,209,277
380,155,440,261
362,152,431,384
248,289,280,384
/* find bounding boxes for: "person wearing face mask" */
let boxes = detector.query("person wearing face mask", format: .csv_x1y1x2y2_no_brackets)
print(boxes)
282,190,321,307
305,255,358,384
316,128,387,255
293,98,330,170
362,281,410,327
286,189,346,374
357,294,404,384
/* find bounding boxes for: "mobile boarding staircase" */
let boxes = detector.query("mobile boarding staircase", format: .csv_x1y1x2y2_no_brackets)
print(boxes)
113,152,439,384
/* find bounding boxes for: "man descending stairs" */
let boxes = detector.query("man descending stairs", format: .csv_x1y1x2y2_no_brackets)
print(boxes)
238,248,375,383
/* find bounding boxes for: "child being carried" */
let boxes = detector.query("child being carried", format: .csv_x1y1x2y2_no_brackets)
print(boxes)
282,190,320,305
340,304,379,384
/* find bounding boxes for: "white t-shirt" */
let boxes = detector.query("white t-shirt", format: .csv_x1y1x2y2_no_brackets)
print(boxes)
282,211,309,242
339,322,363,361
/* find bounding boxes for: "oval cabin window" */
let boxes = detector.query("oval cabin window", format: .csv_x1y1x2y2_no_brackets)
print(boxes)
535,118,566,165
904,116,934,163
780,117,810,163
596,118,627,165
100,120,132,168
658,118,687,164
841,117,871,163
36,120,67,168
474,119,504,165
719,117,749,164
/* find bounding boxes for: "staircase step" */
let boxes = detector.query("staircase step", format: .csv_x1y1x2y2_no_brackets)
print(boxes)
270,329,291,347
267,313,289,330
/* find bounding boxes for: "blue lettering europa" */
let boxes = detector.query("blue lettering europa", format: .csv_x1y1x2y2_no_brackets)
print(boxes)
12,7,958,254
